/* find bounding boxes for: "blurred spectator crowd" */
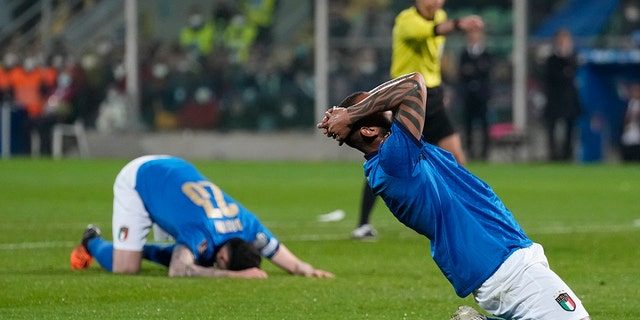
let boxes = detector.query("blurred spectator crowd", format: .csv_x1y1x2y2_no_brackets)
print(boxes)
0,0,535,157
2,0,636,161
1,0,319,155
0,0,409,156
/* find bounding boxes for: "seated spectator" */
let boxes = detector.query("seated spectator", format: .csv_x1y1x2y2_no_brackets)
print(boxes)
621,82,640,162
96,85,128,133
242,0,275,28
178,86,220,130
6,54,56,155
33,56,84,155
141,59,174,130
0,52,30,154
0,53,12,101
241,0,276,43
222,14,258,65
180,5,216,58
6,55,49,120
212,0,238,35
43,67,77,123
77,52,109,128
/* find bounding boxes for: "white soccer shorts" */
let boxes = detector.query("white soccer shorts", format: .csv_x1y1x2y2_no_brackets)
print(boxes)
473,243,590,320
111,155,170,251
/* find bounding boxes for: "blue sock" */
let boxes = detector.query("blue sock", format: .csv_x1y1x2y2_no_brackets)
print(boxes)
87,238,113,272
142,244,175,267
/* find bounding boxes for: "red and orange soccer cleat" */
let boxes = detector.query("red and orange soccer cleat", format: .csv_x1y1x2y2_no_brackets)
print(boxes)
69,224,102,270
70,244,94,270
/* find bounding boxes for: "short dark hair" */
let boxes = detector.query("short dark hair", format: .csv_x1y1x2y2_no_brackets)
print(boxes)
337,91,391,147
225,238,262,271
338,91,367,108
338,91,389,128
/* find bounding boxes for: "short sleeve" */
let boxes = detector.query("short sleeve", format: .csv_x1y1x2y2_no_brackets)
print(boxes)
377,121,423,178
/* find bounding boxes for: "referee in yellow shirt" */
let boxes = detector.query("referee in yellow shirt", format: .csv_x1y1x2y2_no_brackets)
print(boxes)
392,0,483,165
351,0,484,240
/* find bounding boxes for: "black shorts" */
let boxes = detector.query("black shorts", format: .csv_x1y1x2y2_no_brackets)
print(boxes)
423,86,456,145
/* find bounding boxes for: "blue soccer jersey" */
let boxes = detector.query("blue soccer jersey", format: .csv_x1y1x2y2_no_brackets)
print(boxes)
134,157,280,263
364,121,532,297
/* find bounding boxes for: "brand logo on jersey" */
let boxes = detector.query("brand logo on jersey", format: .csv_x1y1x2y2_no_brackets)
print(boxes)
118,227,129,242
555,292,576,311
197,240,208,255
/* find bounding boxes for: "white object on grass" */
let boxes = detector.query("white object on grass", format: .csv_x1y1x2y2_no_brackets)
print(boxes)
317,209,345,222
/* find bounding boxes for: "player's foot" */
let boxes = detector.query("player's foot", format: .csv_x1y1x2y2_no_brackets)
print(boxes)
70,244,93,270
81,224,102,248
450,306,486,320
351,224,377,240
70,224,102,270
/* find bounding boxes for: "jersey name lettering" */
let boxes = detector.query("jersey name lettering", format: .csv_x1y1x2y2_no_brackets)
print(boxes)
214,219,243,234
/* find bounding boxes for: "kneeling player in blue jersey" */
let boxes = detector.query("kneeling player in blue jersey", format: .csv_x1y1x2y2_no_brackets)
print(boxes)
70,155,334,279
317,72,590,320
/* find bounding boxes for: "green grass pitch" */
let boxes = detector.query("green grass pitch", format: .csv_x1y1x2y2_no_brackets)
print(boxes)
0,158,638,319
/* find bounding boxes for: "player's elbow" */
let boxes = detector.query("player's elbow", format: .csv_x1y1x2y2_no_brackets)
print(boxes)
167,264,189,277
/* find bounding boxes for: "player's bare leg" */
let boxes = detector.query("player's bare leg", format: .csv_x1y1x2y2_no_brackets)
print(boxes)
112,249,143,274
437,133,467,165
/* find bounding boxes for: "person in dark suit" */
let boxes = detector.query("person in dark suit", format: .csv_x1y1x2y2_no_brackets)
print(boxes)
458,29,492,160
543,29,582,162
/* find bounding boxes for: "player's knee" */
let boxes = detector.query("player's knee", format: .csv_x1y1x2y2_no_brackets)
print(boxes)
112,264,141,274
112,249,142,274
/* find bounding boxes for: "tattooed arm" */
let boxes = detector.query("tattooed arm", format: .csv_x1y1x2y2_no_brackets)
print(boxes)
167,244,267,278
318,72,426,143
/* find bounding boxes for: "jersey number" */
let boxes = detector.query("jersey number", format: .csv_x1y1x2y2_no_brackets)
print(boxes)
182,181,239,219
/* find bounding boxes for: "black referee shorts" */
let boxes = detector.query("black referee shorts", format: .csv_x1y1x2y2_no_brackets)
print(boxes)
423,86,456,145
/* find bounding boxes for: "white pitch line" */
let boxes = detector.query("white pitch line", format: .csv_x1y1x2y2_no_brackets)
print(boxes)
0,223,637,250
526,224,638,235
280,234,351,242
0,241,75,250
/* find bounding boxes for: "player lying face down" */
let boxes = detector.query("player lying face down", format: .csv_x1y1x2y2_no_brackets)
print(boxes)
71,155,334,279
